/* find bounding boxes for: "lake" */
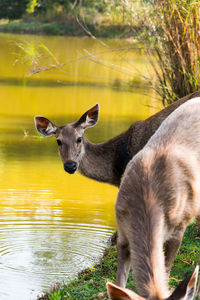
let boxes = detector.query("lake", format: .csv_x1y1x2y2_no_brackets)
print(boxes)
0,33,160,299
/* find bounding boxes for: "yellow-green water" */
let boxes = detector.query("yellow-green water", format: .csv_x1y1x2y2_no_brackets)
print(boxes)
0,33,160,300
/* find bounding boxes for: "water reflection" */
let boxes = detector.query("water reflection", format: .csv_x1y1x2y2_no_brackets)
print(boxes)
0,115,129,299
0,77,149,92
0,33,159,300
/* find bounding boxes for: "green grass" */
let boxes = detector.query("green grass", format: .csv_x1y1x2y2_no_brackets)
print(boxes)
0,22,70,35
0,21,133,37
38,222,200,300
170,222,200,287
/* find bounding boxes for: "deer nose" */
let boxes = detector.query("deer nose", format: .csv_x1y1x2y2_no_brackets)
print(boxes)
64,161,77,174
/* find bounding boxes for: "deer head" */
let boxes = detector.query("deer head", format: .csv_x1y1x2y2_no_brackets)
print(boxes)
34,104,99,174
106,264,199,300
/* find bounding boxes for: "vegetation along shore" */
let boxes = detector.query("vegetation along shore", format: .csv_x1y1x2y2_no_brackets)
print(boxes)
0,0,139,37
38,223,200,300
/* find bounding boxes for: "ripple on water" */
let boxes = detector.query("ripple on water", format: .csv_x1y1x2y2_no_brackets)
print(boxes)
0,218,114,300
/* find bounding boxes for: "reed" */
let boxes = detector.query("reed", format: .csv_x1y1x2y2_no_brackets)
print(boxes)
127,0,200,105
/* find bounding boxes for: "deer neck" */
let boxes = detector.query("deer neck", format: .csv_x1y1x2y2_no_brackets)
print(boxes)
78,132,132,186
78,138,117,185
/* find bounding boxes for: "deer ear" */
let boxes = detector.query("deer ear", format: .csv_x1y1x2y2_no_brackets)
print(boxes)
167,265,199,300
75,104,99,132
34,116,58,136
106,282,145,300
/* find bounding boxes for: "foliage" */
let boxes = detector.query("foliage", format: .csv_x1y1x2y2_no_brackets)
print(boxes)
26,0,39,14
38,223,200,300
49,289,66,300
0,0,29,20
32,0,76,15
78,0,125,25
126,0,200,105
14,41,62,75
24,0,108,22
1,0,200,105
0,0,127,26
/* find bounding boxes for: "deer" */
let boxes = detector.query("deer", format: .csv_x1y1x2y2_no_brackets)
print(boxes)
34,91,200,188
34,91,200,228
106,97,200,300
107,266,199,300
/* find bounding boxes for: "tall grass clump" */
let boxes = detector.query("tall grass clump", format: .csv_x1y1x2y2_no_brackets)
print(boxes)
127,0,200,105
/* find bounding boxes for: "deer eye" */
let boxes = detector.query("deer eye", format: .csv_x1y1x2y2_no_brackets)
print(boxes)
56,139,62,146
77,137,82,144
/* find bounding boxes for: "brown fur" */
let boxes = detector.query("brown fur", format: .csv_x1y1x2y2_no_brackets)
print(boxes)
115,98,200,299
79,91,200,186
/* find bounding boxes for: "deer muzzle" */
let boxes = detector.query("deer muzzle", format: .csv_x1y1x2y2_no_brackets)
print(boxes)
64,161,77,174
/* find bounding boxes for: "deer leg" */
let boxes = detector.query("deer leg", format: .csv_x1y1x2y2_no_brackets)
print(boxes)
115,233,131,288
164,229,185,276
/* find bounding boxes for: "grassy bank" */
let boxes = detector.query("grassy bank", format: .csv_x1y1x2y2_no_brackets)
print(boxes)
0,21,134,38
38,222,200,300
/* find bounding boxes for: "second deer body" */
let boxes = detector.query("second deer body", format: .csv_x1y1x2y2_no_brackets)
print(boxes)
114,97,200,299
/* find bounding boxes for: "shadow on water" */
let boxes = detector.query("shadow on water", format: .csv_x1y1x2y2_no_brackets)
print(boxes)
0,77,149,92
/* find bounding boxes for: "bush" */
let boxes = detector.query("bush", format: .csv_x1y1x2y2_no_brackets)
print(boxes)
0,0,29,20
126,0,200,105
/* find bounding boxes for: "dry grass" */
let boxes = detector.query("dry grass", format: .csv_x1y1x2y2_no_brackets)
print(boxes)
126,0,200,105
